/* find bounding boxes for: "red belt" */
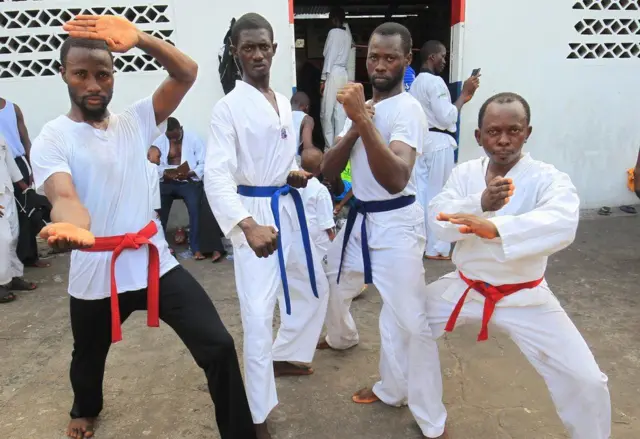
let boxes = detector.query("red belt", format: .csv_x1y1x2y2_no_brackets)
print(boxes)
81,221,160,343
445,271,543,342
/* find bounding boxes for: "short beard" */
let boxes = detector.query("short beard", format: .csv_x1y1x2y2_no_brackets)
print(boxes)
70,88,112,122
371,72,403,93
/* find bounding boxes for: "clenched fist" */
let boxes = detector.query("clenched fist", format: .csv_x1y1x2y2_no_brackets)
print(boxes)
481,177,514,212
287,170,313,189
240,218,279,258
337,83,369,125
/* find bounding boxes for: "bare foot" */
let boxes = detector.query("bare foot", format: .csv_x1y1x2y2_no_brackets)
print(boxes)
67,418,96,438
27,259,51,268
255,421,272,439
352,387,380,404
316,339,332,350
273,361,314,377
193,251,205,260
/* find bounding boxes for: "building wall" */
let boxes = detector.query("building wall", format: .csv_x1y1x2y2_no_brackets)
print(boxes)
0,0,294,143
458,0,640,209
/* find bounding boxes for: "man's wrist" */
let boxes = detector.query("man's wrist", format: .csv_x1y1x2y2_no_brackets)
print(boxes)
135,30,151,51
238,217,257,233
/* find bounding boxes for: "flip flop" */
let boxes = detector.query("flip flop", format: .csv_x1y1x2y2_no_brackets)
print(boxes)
352,388,380,404
598,206,612,216
0,286,16,304
10,278,37,291
620,205,637,214
211,251,228,263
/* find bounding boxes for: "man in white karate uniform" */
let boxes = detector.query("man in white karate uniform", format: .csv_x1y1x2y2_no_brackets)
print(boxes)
410,40,479,260
320,7,353,148
204,13,329,439
0,134,29,303
428,92,611,439
320,23,447,439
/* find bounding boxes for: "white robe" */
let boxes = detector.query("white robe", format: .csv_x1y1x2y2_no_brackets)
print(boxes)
300,177,335,259
0,136,23,285
427,154,611,439
321,27,351,148
323,93,447,438
204,80,329,424
410,72,458,257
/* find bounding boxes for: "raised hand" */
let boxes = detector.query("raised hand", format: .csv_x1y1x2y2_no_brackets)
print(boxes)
462,74,481,102
437,213,499,240
40,223,96,251
63,15,141,53
481,176,514,212
287,170,313,189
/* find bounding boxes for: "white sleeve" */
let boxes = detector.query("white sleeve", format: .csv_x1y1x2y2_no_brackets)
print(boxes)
2,138,23,183
191,132,206,179
147,163,161,210
337,118,353,140
30,127,71,195
489,171,579,262
321,29,338,80
389,102,427,151
315,186,336,231
125,96,168,151
204,102,252,238
428,164,484,243
428,78,458,128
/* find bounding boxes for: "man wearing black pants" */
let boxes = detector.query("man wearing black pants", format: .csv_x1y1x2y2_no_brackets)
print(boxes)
30,14,256,439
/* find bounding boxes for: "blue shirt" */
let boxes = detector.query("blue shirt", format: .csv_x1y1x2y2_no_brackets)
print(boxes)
404,66,416,92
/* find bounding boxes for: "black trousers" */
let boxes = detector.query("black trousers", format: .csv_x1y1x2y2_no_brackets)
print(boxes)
69,266,257,439
199,193,225,255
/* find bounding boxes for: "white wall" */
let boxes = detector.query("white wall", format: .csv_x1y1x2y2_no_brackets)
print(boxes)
0,0,294,143
459,0,640,209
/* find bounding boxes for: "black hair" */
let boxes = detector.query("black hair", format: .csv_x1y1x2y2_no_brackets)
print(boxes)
291,91,310,108
148,145,160,153
478,92,532,128
371,22,413,55
167,117,181,131
59,37,113,68
420,40,445,62
329,7,346,23
231,13,274,46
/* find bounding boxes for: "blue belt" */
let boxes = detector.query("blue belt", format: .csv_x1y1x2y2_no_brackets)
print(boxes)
237,185,319,315
337,195,416,285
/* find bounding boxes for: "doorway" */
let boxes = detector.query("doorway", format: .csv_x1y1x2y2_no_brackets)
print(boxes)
292,0,454,148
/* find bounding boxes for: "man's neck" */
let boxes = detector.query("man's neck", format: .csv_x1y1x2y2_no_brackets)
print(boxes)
243,75,271,93
372,84,403,104
421,63,435,74
67,105,109,127
487,154,524,177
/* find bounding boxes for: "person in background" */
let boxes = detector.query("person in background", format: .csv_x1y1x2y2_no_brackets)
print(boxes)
147,145,161,166
155,117,205,260
320,7,352,148
410,40,479,261
404,65,416,92
635,147,640,199
0,97,52,269
300,148,336,258
1,134,36,303
291,91,317,165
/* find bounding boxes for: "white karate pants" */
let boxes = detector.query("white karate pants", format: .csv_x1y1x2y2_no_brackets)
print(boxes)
415,145,455,258
321,66,349,148
233,211,329,424
323,204,448,438
0,191,23,286
426,276,612,439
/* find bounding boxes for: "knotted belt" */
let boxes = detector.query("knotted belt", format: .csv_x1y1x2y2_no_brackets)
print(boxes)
81,221,160,343
445,271,544,341
337,195,415,285
237,184,319,315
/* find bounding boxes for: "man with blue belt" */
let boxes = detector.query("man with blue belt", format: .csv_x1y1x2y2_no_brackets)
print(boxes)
204,13,329,439
320,23,448,438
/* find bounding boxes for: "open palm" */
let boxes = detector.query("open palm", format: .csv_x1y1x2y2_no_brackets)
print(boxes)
63,15,140,53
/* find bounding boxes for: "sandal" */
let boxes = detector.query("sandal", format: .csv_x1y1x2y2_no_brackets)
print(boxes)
598,206,612,216
10,278,37,291
0,287,16,304
211,251,228,263
620,205,637,215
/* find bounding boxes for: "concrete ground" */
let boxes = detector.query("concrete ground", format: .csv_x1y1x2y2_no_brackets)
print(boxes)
1,213,639,439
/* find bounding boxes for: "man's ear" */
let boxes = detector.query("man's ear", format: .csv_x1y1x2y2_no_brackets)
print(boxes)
273,42,278,55
60,66,68,84
406,51,413,67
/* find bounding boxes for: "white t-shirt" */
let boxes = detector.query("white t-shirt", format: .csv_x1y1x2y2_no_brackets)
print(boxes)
301,177,335,257
339,92,427,203
31,97,178,300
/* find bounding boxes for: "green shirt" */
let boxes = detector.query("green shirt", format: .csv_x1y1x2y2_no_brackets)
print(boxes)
341,161,352,183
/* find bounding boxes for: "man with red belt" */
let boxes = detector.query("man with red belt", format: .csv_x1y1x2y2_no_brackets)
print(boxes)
427,92,611,438
30,15,256,439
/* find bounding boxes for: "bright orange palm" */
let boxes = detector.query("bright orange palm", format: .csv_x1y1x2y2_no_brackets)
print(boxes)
40,223,96,249
63,15,140,53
